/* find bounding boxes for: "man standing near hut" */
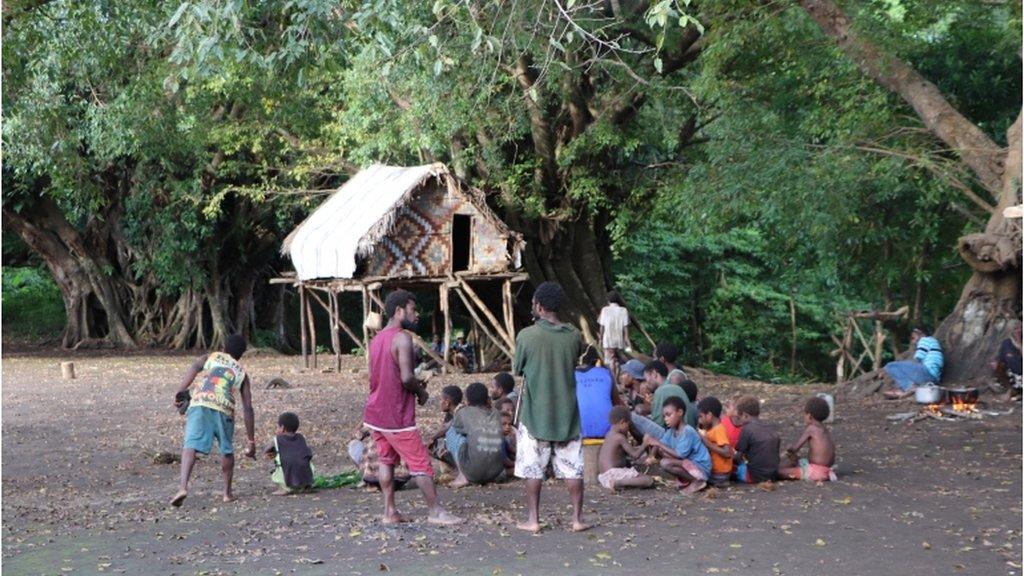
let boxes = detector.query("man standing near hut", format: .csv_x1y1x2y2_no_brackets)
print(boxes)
513,281,589,533
364,289,461,525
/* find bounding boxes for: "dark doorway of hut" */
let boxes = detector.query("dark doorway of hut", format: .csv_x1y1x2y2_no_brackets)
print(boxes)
452,214,471,272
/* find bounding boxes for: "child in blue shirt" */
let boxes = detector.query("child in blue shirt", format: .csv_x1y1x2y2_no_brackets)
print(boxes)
642,396,711,495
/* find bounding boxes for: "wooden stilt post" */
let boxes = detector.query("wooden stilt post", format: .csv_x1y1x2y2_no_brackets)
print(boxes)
299,283,308,368
502,278,515,347
453,286,513,359
440,282,451,374
361,284,370,370
330,291,342,371
305,287,318,369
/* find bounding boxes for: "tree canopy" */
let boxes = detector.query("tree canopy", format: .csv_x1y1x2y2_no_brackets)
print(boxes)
3,0,1019,382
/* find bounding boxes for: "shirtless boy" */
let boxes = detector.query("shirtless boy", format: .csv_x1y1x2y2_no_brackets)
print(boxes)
778,396,837,482
598,406,655,491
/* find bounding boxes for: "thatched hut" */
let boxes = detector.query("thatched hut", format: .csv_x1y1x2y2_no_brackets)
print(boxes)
274,163,526,370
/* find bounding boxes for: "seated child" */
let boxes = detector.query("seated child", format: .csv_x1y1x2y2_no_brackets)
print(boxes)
642,396,712,495
348,424,410,490
721,394,743,448
696,396,734,486
598,406,655,491
731,396,780,484
495,397,516,418
500,411,516,474
779,396,837,482
633,381,656,416
490,372,517,403
264,412,314,495
446,383,505,487
428,385,464,468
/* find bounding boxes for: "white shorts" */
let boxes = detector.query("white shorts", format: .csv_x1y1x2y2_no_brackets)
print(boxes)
514,423,584,480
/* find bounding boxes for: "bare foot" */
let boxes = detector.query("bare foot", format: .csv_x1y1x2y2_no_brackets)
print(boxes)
222,493,237,503
383,512,407,524
169,490,187,508
272,487,292,496
450,476,470,489
427,509,462,525
681,480,706,496
570,521,592,533
516,521,541,533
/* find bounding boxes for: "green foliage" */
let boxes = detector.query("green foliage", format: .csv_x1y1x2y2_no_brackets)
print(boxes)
2,267,65,341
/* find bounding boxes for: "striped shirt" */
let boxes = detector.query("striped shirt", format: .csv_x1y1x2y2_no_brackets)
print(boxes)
913,336,943,382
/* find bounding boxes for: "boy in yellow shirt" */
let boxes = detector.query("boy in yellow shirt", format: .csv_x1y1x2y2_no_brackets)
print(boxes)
697,396,734,486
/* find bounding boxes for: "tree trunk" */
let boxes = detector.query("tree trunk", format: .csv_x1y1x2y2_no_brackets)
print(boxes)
934,114,1022,383
799,0,1021,383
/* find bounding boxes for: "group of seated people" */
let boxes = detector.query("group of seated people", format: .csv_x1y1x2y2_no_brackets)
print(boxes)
578,342,836,493
358,341,836,494
428,332,478,373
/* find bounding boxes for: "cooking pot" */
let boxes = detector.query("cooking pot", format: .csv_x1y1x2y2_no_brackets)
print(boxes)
945,386,979,405
915,384,943,404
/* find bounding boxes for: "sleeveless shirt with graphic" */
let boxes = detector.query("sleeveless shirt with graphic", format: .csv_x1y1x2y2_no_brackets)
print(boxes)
190,352,247,417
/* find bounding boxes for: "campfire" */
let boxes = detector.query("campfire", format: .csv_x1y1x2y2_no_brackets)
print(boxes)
889,387,998,424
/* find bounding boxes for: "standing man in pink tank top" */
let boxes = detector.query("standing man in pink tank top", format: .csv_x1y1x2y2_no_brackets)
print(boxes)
364,289,461,525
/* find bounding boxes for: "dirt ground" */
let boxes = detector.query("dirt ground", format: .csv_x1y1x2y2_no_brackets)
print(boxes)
2,350,1021,576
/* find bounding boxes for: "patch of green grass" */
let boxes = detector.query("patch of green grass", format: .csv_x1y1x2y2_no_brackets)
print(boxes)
2,266,65,341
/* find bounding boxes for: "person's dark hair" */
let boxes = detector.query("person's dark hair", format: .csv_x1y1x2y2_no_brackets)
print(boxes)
224,334,248,360
385,289,416,319
654,341,679,364
663,396,686,414
278,411,300,433
465,382,489,407
607,290,626,307
912,325,931,336
442,385,463,406
493,372,515,394
680,379,698,403
644,360,668,378
533,281,564,313
736,395,761,418
697,396,722,418
805,396,830,423
579,345,600,368
609,405,632,424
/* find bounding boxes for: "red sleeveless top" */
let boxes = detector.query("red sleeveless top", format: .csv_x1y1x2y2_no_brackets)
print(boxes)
363,325,417,432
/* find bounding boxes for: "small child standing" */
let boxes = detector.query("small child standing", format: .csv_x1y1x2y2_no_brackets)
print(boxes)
778,397,837,482
264,412,314,495
598,406,655,491
731,396,780,484
642,396,711,494
696,396,734,486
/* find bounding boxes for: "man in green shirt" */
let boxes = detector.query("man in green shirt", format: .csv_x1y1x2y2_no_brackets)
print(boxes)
513,282,589,533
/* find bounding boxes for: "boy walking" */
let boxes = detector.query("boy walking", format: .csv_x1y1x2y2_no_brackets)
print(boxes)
170,335,255,507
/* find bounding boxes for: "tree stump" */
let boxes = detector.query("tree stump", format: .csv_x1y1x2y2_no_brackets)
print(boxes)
61,362,75,380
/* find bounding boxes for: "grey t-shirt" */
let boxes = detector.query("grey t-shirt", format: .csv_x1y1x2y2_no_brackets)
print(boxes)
452,406,505,483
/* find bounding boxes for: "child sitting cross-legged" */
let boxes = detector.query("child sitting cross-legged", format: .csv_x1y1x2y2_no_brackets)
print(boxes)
445,383,506,488
641,396,712,495
264,412,314,495
696,396,734,486
731,395,781,484
778,396,837,482
598,406,655,491
428,385,464,469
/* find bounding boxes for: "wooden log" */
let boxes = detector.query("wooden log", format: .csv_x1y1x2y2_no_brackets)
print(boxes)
299,284,308,368
453,286,513,359
456,279,514,350
850,319,876,365
873,320,884,372
502,278,515,346
330,291,342,371
61,361,75,379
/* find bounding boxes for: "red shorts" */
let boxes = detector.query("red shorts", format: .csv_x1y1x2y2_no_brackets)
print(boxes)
370,429,433,477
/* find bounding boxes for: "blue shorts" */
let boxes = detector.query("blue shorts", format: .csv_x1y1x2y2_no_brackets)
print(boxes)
183,406,235,455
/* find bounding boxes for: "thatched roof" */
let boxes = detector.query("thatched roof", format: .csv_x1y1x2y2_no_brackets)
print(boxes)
283,163,517,281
